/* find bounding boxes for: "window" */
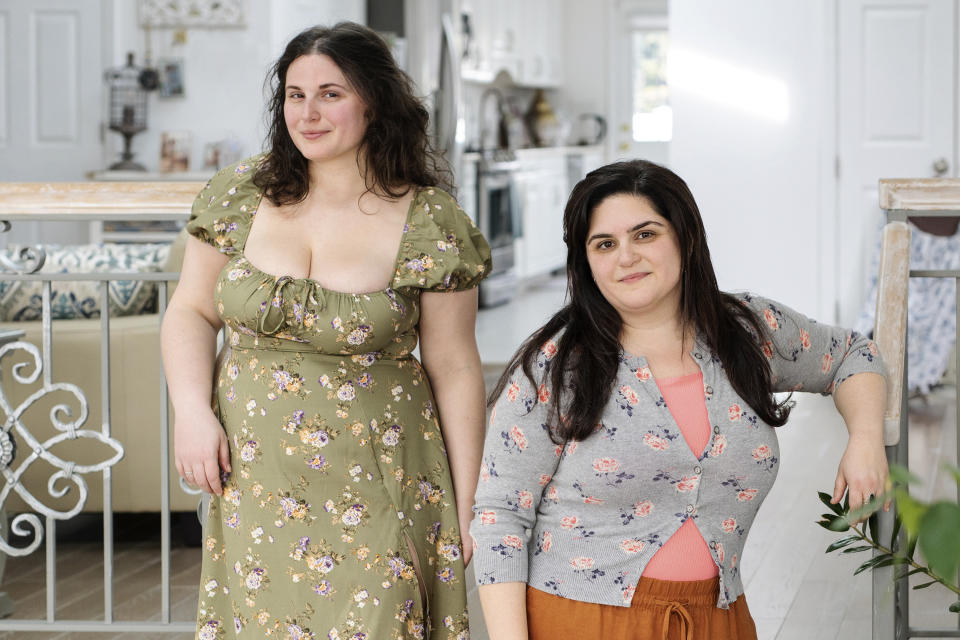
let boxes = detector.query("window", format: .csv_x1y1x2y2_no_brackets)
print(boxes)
631,27,671,142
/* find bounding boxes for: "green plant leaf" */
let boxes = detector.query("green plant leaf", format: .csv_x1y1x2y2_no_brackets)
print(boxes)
896,489,928,537
819,491,844,515
854,554,894,575
889,463,921,485
906,536,918,561
949,601,960,613
912,580,939,590
918,501,960,581
828,516,851,532
868,512,879,541
843,490,850,513
890,514,902,549
841,545,874,554
826,536,860,553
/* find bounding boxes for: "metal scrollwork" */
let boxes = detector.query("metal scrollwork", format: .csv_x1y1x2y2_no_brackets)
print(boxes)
0,341,124,556
0,227,47,274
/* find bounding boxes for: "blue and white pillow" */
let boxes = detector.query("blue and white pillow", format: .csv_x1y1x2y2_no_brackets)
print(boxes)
0,243,172,321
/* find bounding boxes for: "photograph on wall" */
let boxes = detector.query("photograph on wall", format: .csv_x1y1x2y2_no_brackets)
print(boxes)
159,58,185,98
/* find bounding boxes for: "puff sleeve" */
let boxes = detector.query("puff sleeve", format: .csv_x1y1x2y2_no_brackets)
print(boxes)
185,156,261,255
393,187,493,291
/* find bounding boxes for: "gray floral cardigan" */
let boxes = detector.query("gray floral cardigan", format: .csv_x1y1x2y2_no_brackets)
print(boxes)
470,293,884,609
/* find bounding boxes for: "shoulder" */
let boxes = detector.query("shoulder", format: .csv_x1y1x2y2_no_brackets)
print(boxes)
413,186,474,229
192,154,264,211
186,154,264,254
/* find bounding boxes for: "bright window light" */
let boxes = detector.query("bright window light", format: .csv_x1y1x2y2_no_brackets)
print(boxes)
632,30,672,142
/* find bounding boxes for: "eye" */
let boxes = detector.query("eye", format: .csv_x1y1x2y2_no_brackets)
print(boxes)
322,91,340,99
595,239,615,251
635,230,655,240
286,91,304,100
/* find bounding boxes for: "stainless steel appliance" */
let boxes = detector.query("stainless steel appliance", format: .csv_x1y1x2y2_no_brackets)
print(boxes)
477,150,520,307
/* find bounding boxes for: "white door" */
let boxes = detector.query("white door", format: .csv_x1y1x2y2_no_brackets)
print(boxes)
0,0,102,244
837,0,956,325
0,0,103,181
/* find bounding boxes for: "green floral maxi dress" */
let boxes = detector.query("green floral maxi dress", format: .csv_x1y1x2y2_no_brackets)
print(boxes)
185,158,492,640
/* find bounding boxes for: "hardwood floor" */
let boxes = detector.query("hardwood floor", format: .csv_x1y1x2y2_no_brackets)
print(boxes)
0,386,955,639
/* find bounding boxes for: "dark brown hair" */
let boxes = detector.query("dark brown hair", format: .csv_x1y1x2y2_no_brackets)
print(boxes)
254,22,451,205
489,159,791,443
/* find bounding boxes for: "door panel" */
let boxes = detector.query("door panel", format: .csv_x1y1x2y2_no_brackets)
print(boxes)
0,0,102,181
837,0,955,325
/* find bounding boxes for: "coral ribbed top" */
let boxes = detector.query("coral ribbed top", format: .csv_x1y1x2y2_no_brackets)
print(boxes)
642,371,721,581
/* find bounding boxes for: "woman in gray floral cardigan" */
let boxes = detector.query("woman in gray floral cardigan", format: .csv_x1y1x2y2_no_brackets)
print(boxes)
471,160,888,640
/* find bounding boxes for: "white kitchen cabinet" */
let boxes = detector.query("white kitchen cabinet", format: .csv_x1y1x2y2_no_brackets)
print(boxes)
461,0,563,88
513,153,568,278
514,0,564,88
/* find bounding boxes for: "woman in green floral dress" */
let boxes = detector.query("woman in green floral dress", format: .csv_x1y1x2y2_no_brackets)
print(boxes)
161,23,491,640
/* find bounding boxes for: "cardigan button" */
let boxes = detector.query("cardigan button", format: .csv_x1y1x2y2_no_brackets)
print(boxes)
713,426,721,434
685,504,694,514
694,465,702,474
694,352,703,360
705,385,713,394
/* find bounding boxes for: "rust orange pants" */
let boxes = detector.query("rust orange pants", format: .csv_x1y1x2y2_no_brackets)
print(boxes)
526,577,758,640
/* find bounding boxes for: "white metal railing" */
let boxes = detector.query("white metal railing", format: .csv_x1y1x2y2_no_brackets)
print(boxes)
875,178,960,640
0,181,203,634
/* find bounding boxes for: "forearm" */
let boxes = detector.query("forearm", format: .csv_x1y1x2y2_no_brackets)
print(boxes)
478,582,529,640
428,355,485,520
161,305,220,415
833,372,885,442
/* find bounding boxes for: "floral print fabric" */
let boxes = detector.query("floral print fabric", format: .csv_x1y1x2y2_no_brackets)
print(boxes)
470,294,884,609
186,157,491,639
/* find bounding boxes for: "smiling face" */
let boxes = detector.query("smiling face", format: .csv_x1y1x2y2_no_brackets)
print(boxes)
585,193,684,322
283,53,368,165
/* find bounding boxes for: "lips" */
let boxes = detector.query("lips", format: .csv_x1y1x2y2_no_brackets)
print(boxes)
619,272,649,283
299,130,329,140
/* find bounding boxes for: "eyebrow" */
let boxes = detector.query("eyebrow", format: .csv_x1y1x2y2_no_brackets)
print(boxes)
587,220,664,244
285,83,346,91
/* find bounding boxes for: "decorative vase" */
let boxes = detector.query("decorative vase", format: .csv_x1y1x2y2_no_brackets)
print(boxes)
524,89,560,147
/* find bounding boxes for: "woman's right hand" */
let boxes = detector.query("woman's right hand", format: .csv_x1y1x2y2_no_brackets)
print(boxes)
174,408,231,495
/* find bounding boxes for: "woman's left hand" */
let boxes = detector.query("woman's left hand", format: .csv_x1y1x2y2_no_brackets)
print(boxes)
832,434,890,521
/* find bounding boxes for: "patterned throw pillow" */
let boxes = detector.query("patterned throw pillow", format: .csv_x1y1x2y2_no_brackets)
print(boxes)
0,243,171,321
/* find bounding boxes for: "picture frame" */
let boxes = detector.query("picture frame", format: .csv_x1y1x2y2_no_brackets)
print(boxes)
159,58,185,99
159,131,192,173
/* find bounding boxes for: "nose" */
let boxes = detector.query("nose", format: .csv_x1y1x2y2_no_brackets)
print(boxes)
617,241,640,266
300,97,321,122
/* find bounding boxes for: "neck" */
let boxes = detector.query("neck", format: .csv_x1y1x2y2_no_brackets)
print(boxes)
618,298,692,357
306,152,371,204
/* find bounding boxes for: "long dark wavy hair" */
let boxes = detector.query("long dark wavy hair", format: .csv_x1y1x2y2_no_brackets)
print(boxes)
489,160,791,443
254,22,451,206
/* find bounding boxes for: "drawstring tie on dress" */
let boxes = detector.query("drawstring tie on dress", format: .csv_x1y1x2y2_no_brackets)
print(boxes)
257,276,294,335
654,598,694,640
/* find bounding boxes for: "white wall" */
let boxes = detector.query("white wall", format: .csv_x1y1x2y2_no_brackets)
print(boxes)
104,0,364,174
669,0,835,321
